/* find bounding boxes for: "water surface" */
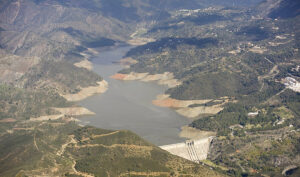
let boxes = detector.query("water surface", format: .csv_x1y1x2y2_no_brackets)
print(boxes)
79,46,190,146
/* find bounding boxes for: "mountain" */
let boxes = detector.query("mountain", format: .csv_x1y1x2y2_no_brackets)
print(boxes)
0,0,228,176
0,0,299,176
268,0,300,19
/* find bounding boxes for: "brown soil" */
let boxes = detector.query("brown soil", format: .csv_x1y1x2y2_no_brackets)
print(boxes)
53,107,95,116
179,126,216,140
110,72,182,88
74,59,93,70
152,94,211,108
110,73,127,80
0,118,16,123
153,94,231,119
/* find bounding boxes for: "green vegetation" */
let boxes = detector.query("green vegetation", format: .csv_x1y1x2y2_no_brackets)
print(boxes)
190,102,296,136
68,126,224,177
21,60,102,94
0,123,225,177
0,84,70,120
82,38,116,48
208,132,300,176
118,2,300,176
0,0,299,176
168,71,259,100
0,121,79,177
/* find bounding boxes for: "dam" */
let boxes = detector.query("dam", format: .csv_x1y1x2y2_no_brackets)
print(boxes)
160,136,214,163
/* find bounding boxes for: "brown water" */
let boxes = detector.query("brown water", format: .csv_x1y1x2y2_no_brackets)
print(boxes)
79,46,190,146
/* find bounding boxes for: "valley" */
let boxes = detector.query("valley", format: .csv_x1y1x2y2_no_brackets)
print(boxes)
78,46,190,146
0,0,299,176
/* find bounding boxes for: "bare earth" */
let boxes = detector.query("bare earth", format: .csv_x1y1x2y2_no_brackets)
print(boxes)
74,59,93,70
127,37,155,46
176,105,225,119
179,125,216,140
249,46,267,54
0,54,40,83
282,77,300,93
29,114,64,122
53,107,95,116
111,72,182,88
119,57,138,68
152,94,211,108
153,94,231,119
61,80,108,102
0,118,17,123
29,107,95,122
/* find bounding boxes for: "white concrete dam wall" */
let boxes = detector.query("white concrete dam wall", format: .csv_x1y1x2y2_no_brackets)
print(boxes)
159,136,214,163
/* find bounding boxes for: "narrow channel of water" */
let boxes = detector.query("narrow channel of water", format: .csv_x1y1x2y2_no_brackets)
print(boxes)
79,46,190,146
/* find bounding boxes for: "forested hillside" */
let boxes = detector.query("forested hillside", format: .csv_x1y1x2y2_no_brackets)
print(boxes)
116,0,300,176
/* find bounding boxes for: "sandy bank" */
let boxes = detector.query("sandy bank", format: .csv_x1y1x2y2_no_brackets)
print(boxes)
74,59,93,70
54,107,95,116
127,37,155,46
111,72,181,88
179,125,216,140
62,80,108,102
28,107,95,122
119,57,138,67
153,94,230,119
152,94,211,108
78,48,99,62
80,48,99,56
176,105,224,119
0,118,17,123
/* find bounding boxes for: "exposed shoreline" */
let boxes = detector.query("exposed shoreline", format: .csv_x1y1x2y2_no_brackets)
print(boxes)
109,55,227,139
53,107,95,116
28,107,95,122
179,125,216,140
61,80,108,102
74,59,93,71
153,94,229,119
46,49,108,123
80,46,220,143
127,37,155,46
110,72,182,88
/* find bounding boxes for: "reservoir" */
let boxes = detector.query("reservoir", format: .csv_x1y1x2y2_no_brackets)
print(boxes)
79,46,190,146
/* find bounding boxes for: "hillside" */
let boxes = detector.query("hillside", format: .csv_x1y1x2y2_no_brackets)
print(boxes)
115,0,300,176
0,120,225,177
0,0,299,176
0,0,230,176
